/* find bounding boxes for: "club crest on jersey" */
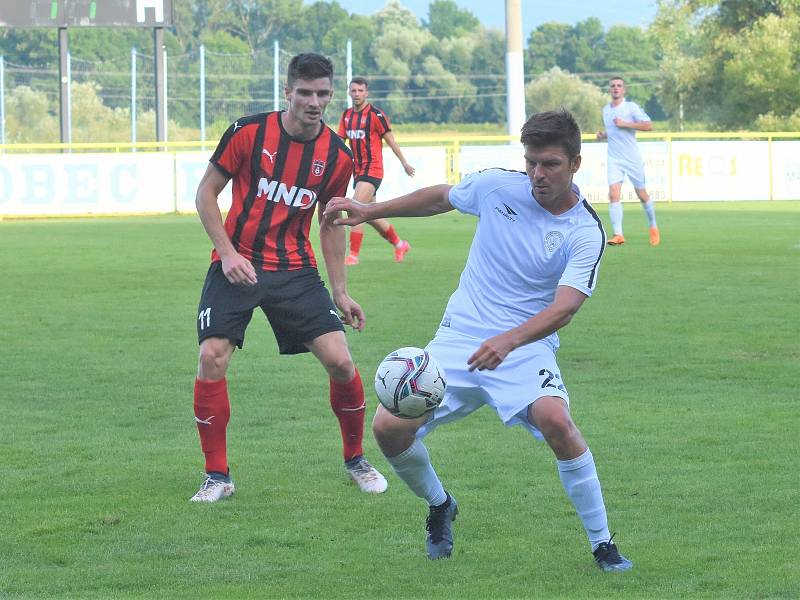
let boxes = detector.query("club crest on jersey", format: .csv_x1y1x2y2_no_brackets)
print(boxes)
312,159,325,176
545,231,565,253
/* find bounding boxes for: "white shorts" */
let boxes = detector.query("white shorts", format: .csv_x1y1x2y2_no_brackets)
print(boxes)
608,159,646,189
418,329,569,441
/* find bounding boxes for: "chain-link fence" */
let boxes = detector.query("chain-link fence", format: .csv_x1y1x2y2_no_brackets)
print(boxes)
0,41,517,144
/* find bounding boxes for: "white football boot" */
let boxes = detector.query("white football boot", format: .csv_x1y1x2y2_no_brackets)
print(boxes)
345,456,388,494
190,474,235,502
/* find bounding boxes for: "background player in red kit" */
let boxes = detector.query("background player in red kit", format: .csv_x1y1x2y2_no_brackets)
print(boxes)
338,77,415,265
190,53,387,502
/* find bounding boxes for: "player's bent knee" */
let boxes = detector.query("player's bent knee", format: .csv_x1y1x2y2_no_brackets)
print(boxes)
372,405,423,444
528,397,574,437
324,355,356,383
197,338,233,378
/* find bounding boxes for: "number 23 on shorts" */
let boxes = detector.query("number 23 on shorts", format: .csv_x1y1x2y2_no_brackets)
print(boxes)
539,368,567,393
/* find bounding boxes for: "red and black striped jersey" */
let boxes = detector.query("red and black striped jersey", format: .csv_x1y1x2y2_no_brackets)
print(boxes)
337,103,391,179
209,111,354,271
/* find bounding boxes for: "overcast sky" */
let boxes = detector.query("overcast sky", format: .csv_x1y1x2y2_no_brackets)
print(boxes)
307,0,658,33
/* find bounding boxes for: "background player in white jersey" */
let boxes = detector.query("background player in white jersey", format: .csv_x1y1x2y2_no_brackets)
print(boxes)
324,110,633,571
596,77,660,246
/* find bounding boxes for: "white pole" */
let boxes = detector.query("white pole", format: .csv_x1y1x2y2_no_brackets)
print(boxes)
0,56,5,145
163,46,168,142
505,0,526,138
67,50,72,144
200,44,206,143
346,39,352,108
131,47,137,147
273,40,280,111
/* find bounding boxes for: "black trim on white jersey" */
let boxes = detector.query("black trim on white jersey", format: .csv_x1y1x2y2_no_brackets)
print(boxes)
581,199,606,288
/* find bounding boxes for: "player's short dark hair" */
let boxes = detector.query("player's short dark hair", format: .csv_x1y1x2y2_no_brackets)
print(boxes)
610,76,625,84
349,77,369,88
287,53,334,88
520,109,581,160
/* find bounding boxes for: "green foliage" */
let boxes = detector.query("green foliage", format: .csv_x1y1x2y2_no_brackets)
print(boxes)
525,68,607,132
752,107,800,131
565,17,605,73
524,19,658,110
652,0,800,129
3,86,59,143
69,82,130,142
424,0,480,39
4,0,800,132
526,22,572,75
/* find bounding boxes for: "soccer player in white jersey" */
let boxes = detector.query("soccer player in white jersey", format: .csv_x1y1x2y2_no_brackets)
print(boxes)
324,110,633,571
596,77,660,246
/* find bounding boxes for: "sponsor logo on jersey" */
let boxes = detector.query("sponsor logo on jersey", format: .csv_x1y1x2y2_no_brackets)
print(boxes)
312,159,326,176
494,202,518,222
346,129,366,140
262,148,277,163
256,177,317,209
233,120,242,131
545,231,565,253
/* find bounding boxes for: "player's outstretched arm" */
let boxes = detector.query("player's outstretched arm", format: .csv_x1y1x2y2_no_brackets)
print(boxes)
195,163,257,286
324,184,453,226
467,286,588,371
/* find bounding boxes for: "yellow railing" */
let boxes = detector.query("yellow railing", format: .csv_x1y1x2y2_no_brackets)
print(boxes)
2,132,799,200
2,131,798,153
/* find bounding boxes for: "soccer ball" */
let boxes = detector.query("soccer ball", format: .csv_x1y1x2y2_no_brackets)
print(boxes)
374,347,446,418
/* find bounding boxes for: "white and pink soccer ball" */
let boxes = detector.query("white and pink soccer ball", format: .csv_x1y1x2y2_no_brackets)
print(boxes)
374,347,446,418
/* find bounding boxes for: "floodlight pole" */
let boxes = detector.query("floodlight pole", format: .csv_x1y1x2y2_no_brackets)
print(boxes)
58,27,70,144
66,50,72,144
505,0,526,138
154,27,166,143
1,55,5,145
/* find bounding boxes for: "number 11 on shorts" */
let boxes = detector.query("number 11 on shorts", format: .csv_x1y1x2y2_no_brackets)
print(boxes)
198,307,212,330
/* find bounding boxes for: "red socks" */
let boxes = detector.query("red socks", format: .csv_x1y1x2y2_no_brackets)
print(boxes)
381,224,401,246
329,369,366,461
349,230,364,256
195,372,365,469
194,378,231,475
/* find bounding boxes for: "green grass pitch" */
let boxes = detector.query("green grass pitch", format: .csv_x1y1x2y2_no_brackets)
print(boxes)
1,201,798,598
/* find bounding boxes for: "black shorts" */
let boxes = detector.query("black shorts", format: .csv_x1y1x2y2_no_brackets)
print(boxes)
353,175,382,192
196,262,344,354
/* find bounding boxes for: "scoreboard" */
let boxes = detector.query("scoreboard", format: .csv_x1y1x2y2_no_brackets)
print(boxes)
0,0,173,27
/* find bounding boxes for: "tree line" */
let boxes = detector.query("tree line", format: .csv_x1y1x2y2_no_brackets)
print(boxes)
0,0,798,143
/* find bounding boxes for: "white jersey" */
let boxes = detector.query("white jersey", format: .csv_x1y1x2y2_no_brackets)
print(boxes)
439,168,606,349
602,99,650,166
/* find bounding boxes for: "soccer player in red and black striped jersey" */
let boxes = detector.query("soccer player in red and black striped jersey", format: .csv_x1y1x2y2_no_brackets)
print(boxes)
337,77,415,265
189,53,387,502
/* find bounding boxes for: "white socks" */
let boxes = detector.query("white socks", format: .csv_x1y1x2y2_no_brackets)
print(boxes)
610,200,657,233
642,201,657,227
608,202,623,235
557,449,611,550
385,439,447,506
